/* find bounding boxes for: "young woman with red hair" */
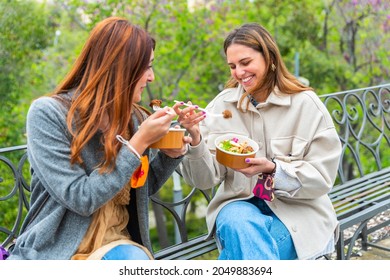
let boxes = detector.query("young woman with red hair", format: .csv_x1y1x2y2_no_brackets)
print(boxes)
7,17,189,260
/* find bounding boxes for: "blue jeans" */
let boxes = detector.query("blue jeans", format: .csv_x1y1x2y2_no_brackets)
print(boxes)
215,197,297,260
101,244,150,260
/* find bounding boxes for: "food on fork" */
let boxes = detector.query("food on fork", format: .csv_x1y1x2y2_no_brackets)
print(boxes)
174,100,233,119
222,110,232,119
149,99,174,115
149,99,163,108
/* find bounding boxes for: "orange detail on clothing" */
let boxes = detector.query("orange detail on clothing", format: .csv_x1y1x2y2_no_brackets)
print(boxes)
131,155,149,188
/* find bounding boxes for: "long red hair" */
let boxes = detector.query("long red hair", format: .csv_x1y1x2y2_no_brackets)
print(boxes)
52,17,155,172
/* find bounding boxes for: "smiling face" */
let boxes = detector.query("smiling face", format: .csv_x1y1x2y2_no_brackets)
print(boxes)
226,43,266,94
132,49,155,103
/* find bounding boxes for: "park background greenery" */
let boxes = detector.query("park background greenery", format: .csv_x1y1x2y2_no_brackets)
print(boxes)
1,0,389,258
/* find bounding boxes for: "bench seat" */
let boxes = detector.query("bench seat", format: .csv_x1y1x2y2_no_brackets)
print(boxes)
154,234,217,260
330,168,390,259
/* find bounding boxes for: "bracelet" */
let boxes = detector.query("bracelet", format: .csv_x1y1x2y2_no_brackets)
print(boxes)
116,135,141,159
126,143,141,159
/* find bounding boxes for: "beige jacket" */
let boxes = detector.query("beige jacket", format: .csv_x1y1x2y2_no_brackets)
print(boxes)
179,85,342,260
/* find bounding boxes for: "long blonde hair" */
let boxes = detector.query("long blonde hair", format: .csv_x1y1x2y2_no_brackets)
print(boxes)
52,17,155,172
223,23,312,110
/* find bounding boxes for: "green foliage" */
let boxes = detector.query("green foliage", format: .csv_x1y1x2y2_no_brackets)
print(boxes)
1,0,389,134
0,0,57,146
29,15,89,99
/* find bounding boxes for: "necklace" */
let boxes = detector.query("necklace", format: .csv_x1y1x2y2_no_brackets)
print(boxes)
248,95,259,107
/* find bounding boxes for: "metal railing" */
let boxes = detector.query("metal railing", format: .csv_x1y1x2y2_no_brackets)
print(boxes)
320,84,390,185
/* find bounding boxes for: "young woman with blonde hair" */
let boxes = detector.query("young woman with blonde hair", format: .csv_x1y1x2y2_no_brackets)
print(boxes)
174,23,342,260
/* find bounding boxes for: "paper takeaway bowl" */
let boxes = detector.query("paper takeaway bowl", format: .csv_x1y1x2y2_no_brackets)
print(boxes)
215,134,259,169
149,128,186,149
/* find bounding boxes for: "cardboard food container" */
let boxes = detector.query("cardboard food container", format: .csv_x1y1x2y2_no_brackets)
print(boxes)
149,128,186,149
215,134,259,169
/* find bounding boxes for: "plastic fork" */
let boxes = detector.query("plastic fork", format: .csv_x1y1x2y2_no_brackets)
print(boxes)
152,105,173,115
173,100,225,117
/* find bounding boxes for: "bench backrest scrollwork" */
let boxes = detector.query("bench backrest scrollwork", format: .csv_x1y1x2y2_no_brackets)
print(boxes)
320,84,390,185
0,145,30,248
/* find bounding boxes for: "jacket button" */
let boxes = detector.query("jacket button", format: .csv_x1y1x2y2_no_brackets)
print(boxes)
291,226,297,232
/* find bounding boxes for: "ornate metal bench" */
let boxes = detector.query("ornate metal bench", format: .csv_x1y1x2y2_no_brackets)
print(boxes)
321,84,390,259
1,84,389,260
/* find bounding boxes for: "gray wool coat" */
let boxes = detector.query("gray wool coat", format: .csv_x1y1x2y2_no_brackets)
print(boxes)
8,94,182,260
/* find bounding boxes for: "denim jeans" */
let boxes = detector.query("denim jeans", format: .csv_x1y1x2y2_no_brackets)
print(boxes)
101,244,150,260
215,197,297,260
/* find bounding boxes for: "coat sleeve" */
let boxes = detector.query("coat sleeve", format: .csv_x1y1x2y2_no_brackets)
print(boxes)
26,97,141,216
177,123,226,191
275,126,342,199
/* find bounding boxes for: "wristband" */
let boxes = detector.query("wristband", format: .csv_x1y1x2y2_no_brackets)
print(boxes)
252,157,276,201
116,135,141,159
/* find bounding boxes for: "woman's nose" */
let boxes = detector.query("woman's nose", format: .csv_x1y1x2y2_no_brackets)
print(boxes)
148,69,155,82
235,66,245,77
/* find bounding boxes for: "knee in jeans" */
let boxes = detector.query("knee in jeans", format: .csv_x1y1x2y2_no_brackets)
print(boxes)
218,201,271,232
218,205,253,229
102,244,150,260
